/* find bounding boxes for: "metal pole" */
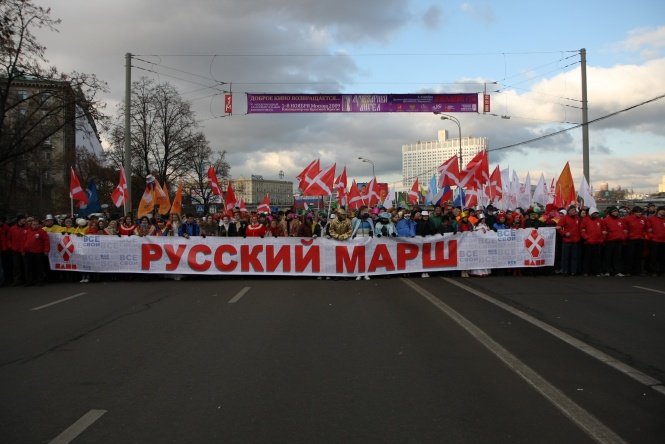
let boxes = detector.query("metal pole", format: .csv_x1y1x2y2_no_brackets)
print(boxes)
358,157,375,178
457,123,462,171
581,48,590,184
439,115,462,169
124,53,132,216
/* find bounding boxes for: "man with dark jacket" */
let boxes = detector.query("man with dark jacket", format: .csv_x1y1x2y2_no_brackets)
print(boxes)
178,214,202,239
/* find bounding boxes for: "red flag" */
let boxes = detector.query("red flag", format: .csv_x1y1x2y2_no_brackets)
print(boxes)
437,155,460,188
465,188,479,208
296,159,320,191
69,167,89,204
207,166,222,196
334,166,348,203
553,185,565,208
225,182,237,212
110,166,128,208
347,180,363,210
459,150,488,190
257,194,271,213
408,178,420,205
487,165,503,200
363,177,381,207
303,163,336,196
239,198,247,213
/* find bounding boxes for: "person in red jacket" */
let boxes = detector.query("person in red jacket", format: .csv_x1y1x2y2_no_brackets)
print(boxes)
623,206,647,276
7,215,28,286
646,205,665,276
580,207,604,276
556,205,581,276
244,214,266,237
22,218,50,287
601,207,627,276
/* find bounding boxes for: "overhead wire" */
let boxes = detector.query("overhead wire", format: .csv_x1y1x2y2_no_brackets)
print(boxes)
396,93,665,185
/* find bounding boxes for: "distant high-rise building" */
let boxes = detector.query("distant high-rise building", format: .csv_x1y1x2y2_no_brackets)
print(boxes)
402,130,488,187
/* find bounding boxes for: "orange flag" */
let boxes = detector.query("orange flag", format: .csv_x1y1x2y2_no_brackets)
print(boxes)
158,182,171,215
555,162,576,207
137,186,154,219
170,183,183,216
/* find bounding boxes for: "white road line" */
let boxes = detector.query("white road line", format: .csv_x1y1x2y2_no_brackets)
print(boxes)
402,278,627,444
633,285,665,295
228,287,251,303
49,409,106,444
442,278,665,396
30,293,87,311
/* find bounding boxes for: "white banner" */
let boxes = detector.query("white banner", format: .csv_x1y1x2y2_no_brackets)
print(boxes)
48,228,555,277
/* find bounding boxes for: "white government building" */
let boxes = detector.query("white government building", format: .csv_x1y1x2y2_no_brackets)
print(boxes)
402,130,488,188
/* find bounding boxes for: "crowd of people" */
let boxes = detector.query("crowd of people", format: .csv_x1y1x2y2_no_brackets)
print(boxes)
0,201,664,286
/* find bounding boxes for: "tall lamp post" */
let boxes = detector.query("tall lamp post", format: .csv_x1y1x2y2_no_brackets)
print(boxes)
438,114,463,170
358,157,375,178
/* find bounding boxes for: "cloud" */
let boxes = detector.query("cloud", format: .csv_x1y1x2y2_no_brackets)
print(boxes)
30,1,665,194
617,26,665,60
421,4,444,30
460,2,496,25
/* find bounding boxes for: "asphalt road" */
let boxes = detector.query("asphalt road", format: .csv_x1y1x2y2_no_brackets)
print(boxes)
0,273,664,443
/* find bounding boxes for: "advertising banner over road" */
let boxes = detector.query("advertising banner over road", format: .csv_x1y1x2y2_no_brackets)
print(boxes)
48,228,554,277
246,94,478,114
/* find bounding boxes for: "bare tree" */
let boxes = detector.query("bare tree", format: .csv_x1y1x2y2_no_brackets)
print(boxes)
0,0,108,214
107,78,201,190
181,132,230,213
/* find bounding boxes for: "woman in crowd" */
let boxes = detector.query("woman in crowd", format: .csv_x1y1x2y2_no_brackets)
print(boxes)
218,214,238,237
297,213,317,238
510,211,525,229
134,216,156,236
244,214,266,237
200,214,218,237
104,220,119,235
267,218,284,237
119,215,136,236
162,214,181,236
457,212,474,233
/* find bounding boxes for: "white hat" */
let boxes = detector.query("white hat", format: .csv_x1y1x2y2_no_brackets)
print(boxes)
77,218,88,227
588,207,599,215
421,210,429,216
45,214,54,220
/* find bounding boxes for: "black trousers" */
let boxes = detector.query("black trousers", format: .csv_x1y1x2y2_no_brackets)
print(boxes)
624,239,644,275
603,240,623,274
24,252,46,285
582,243,603,275
649,241,665,275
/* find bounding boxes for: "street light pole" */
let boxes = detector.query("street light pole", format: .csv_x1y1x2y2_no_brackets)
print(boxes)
439,115,463,170
358,157,375,178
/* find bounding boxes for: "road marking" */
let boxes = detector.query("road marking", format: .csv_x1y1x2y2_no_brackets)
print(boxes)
633,285,665,295
402,278,627,444
442,278,665,396
228,287,251,303
31,293,87,311
49,409,106,444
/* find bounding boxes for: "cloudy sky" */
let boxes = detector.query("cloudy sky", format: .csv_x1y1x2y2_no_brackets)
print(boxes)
35,0,665,193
